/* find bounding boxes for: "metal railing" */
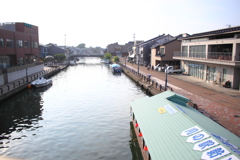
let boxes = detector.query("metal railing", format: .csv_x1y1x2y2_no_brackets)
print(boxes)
120,63,173,92
207,52,232,61
173,51,238,61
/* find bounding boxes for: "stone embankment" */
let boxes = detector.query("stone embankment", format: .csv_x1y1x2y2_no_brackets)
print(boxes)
0,64,68,101
121,64,167,95
120,64,198,110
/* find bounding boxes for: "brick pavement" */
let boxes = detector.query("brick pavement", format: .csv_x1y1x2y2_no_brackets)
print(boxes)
121,59,240,137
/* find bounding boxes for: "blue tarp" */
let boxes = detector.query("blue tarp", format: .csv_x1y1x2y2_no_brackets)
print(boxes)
111,64,120,67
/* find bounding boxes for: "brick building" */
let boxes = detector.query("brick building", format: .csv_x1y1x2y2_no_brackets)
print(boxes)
0,22,39,67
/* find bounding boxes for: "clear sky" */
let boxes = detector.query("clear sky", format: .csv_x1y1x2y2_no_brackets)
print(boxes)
2,0,240,48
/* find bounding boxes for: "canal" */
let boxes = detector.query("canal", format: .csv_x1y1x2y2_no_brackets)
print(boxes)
0,58,146,160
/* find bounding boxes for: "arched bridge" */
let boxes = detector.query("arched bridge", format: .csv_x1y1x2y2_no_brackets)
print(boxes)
69,53,103,60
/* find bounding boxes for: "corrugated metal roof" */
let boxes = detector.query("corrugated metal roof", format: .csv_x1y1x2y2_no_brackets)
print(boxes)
130,91,240,160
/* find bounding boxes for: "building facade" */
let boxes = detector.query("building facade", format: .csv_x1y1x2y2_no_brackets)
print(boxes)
0,22,39,66
173,26,240,89
135,34,173,66
106,41,134,57
150,34,186,68
47,44,69,59
39,44,49,59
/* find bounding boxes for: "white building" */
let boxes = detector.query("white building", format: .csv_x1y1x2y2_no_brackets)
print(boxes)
173,26,240,89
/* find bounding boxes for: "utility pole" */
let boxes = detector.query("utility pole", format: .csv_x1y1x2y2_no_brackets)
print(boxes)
64,34,66,48
165,64,168,91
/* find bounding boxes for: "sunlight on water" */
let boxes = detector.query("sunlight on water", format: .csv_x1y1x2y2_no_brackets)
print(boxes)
77,57,102,64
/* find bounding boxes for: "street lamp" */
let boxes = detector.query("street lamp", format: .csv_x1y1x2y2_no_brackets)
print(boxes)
125,56,126,66
137,59,140,74
165,64,168,91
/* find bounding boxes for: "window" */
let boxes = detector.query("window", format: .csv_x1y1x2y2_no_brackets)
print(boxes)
6,39,14,47
43,47,48,52
207,66,216,81
182,46,188,57
115,47,121,51
0,38,4,47
189,45,206,58
223,68,227,82
189,63,204,79
24,41,29,48
32,41,38,48
17,40,23,48
160,48,165,54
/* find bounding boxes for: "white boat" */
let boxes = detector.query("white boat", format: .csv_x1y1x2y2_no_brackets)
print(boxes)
100,59,110,64
31,77,52,88
70,60,76,65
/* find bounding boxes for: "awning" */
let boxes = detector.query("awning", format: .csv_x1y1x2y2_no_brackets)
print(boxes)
129,54,135,58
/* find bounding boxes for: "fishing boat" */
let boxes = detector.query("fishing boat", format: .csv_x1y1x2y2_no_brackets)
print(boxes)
31,77,52,88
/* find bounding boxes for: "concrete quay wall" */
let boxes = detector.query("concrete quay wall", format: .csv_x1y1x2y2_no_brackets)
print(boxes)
120,63,199,110
120,64,170,95
0,64,69,102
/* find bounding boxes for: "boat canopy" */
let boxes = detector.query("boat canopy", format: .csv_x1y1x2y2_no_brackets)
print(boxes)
111,64,120,67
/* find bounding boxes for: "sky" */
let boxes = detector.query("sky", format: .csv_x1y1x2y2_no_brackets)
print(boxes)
2,0,240,48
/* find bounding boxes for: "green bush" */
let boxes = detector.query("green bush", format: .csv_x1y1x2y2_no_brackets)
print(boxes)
54,54,66,62
113,56,119,62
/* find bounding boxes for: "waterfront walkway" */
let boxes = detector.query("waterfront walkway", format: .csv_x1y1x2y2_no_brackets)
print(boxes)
120,59,240,137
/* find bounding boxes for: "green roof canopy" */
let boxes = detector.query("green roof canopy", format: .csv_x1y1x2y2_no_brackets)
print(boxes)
130,91,240,160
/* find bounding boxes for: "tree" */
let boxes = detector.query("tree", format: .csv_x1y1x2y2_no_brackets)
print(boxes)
103,52,112,60
54,54,66,62
77,43,86,48
113,56,119,62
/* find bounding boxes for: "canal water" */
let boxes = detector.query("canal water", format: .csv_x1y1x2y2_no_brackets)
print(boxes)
0,58,146,160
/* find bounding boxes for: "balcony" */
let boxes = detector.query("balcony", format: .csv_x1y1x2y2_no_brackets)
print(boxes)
155,52,165,57
207,52,233,61
174,51,240,61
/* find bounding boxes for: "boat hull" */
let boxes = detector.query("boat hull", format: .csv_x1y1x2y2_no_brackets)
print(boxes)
31,78,52,88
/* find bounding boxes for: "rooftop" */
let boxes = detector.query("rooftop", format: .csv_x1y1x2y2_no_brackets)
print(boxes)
183,26,240,39
130,91,240,160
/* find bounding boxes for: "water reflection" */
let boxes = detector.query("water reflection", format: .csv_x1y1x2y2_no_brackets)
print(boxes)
0,59,147,159
0,85,52,148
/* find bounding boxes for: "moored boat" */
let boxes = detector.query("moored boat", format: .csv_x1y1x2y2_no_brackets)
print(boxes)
110,64,121,73
31,77,52,88
100,59,110,64
70,60,76,65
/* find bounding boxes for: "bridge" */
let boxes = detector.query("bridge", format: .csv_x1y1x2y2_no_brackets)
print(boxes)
69,53,104,60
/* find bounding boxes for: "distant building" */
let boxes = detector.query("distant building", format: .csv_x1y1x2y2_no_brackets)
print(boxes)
173,26,240,89
47,44,69,59
106,41,134,57
0,22,39,66
128,40,144,63
39,44,49,59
